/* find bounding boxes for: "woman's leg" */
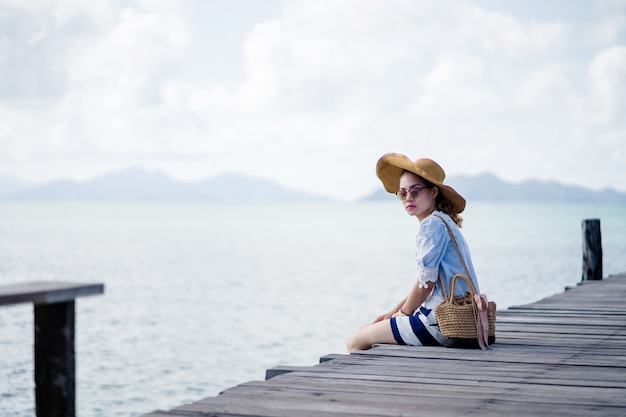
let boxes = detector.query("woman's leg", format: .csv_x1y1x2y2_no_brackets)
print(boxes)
346,319,397,353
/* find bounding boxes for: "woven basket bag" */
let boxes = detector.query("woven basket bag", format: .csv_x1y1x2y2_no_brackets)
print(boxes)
435,273,496,348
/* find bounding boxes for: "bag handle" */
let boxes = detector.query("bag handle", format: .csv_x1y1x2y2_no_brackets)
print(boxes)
433,214,472,279
433,213,473,299
447,274,478,302
434,214,492,350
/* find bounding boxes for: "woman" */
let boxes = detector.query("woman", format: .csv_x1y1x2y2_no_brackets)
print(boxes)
347,153,480,353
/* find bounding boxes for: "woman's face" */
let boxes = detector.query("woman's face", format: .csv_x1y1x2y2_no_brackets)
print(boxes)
398,171,438,221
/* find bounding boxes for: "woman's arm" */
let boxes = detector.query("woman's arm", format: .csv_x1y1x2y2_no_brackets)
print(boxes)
372,279,435,323
392,280,435,318
372,297,408,323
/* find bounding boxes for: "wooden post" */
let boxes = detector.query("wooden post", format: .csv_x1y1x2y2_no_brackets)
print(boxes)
0,281,104,417
582,219,602,280
34,301,76,417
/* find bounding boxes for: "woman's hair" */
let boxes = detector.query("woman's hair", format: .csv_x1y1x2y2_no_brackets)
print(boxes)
435,192,463,228
403,171,464,228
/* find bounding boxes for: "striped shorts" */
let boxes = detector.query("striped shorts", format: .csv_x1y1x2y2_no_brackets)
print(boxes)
390,307,445,346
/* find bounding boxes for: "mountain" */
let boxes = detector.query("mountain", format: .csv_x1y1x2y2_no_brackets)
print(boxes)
192,172,332,202
2,169,625,203
0,168,332,203
364,173,626,204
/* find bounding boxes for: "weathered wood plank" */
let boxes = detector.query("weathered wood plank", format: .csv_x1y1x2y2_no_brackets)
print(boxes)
0,281,104,306
181,386,625,417
321,350,626,373
267,361,626,389
224,376,626,407
348,349,626,368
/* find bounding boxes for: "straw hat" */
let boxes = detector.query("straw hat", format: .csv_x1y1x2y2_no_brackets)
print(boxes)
376,153,466,213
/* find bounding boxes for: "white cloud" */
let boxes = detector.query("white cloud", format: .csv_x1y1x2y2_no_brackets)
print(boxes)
66,5,192,103
0,0,625,199
456,3,570,55
4,0,194,160
514,63,582,124
411,52,499,117
587,46,626,123
585,0,626,45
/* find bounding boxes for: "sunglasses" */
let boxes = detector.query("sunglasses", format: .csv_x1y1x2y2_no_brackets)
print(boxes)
396,186,430,200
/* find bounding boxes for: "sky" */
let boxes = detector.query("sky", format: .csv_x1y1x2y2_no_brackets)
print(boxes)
1,0,625,201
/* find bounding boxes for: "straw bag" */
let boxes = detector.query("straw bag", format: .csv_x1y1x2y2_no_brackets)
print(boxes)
433,215,496,349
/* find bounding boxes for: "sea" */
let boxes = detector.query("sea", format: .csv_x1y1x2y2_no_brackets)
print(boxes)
0,201,625,417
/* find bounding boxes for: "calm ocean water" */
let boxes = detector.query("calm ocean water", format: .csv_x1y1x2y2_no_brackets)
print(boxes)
1,201,625,417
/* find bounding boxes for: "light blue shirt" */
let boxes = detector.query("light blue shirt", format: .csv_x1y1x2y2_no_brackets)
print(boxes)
415,211,480,311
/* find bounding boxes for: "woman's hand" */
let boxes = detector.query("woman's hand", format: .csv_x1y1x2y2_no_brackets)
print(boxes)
372,311,394,323
372,296,410,324
392,310,408,318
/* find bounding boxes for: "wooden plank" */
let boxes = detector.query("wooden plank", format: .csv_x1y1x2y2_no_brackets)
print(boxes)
502,311,626,318
322,349,626,372
348,348,626,368
229,375,626,406
317,352,626,376
181,385,626,417
271,356,626,382
0,281,104,306
494,336,626,347
497,314,626,323
263,368,626,392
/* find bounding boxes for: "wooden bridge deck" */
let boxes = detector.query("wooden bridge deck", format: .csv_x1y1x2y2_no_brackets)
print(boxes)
144,272,626,417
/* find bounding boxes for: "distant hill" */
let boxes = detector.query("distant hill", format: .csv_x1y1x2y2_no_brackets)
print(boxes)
0,168,331,203
2,169,625,203
363,173,626,204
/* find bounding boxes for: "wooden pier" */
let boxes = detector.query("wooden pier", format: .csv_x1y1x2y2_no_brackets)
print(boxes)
143,272,626,417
